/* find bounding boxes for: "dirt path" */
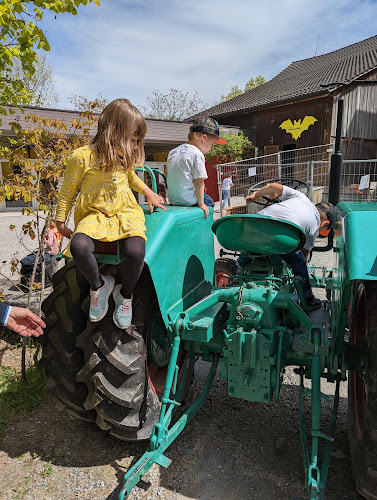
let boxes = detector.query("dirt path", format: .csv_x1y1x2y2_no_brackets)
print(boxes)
0,353,356,500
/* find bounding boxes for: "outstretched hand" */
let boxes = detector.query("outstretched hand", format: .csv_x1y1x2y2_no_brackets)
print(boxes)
7,307,46,338
144,188,166,214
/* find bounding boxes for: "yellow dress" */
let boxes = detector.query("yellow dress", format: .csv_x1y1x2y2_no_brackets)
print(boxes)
56,145,148,244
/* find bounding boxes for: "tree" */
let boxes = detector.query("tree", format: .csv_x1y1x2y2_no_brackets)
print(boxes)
219,75,266,103
0,104,99,378
206,130,255,163
139,89,208,121
0,0,100,119
69,92,109,113
5,52,59,107
244,75,266,92
219,85,243,103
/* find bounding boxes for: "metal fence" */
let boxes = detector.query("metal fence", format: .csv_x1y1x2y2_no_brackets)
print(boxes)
217,145,377,216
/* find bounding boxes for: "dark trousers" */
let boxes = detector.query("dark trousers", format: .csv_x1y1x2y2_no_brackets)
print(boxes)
238,250,313,298
280,251,313,298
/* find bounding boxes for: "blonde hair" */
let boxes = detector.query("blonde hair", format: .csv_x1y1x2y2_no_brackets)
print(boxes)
92,99,147,172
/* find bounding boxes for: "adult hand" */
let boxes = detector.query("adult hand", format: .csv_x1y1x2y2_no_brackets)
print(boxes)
245,192,256,203
56,221,73,239
199,203,209,218
144,188,166,214
7,307,46,338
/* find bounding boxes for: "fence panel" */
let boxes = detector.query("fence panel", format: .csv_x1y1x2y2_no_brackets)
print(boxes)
217,145,377,217
217,144,333,216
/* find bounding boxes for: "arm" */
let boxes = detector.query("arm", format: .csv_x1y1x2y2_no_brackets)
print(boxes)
55,151,86,238
194,178,209,218
128,170,166,213
1,305,46,337
128,169,149,194
143,186,166,213
0,302,11,326
245,182,284,202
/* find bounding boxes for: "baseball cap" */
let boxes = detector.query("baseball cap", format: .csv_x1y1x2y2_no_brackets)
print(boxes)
191,117,228,145
316,202,335,237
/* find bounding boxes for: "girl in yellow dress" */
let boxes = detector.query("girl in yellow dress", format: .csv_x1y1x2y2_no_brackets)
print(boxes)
56,99,165,329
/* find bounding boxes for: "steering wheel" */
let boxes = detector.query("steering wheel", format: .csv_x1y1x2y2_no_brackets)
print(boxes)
246,178,310,207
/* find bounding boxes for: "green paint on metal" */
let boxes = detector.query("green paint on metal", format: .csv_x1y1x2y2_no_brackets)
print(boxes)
212,214,306,254
335,202,377,281
118,357,219,500
113,199,377,500
135,164,157,192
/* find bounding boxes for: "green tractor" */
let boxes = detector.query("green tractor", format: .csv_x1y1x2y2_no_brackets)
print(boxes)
40,135,377,499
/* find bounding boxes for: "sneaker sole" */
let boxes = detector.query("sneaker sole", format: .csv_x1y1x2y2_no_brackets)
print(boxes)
112,287,132,329
112,315,131,329
89,275,115,322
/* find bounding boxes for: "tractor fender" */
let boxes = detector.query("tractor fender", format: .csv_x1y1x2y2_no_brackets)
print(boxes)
335,202,377,281
143,205,215,328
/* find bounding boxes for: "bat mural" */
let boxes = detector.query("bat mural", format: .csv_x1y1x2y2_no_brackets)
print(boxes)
279,115,317,140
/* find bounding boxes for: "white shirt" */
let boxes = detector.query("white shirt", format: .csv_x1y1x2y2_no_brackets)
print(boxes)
167,144,208,206
222,178,232,190
259,186,320,250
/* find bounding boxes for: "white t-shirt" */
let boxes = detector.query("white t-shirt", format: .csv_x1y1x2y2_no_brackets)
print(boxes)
222,178,232,190
259,186,320,250
167,143,208,206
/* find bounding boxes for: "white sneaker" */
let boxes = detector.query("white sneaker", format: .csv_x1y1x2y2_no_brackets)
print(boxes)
112,285,132,329
89,275,115,322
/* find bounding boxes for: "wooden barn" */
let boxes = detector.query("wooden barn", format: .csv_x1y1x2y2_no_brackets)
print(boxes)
195,35,377,160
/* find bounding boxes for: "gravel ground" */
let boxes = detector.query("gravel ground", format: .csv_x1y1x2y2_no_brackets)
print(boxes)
0,209,358,500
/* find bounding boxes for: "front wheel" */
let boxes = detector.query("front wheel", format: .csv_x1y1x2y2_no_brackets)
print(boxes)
348,281,377,499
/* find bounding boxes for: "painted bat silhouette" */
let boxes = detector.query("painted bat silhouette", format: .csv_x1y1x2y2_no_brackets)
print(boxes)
279,115,317,140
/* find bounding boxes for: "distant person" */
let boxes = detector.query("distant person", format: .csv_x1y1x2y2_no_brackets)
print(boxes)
157,182,169,204
167,117,227,218
56,99,165,330
0,303,45,337
221,174,233,210
44,220,61,256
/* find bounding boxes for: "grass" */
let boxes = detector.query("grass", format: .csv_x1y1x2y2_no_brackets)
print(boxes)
0,365,46,436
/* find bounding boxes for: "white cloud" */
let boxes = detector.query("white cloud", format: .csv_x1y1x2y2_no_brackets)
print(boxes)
41,0,377,110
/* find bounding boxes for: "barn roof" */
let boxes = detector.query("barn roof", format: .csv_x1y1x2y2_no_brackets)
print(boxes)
193,34,377,119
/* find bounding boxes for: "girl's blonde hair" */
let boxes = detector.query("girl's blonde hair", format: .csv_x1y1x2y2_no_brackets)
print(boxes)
92,99,147,172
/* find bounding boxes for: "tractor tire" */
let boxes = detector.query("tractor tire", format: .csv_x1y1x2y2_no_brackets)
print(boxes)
39,260,96,422
215,258,238,287
75,267,194,440
348,280,377,499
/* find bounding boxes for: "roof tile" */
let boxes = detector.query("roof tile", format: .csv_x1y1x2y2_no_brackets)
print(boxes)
194,35,377,119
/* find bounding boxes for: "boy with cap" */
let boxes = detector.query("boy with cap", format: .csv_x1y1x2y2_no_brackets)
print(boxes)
245,182,334,311
167,117,227,218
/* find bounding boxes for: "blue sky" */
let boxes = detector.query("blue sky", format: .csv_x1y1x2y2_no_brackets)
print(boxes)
39,0,377,111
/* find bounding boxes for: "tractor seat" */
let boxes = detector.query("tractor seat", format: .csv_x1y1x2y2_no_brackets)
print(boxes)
212,214,306,255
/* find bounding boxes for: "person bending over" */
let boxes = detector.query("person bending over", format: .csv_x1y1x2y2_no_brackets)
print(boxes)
245,182,334,311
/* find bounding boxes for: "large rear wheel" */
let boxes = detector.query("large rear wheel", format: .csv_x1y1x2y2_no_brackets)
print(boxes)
39,260,96,421
69,266,194,440
41,261,195,440
348,280,377,499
